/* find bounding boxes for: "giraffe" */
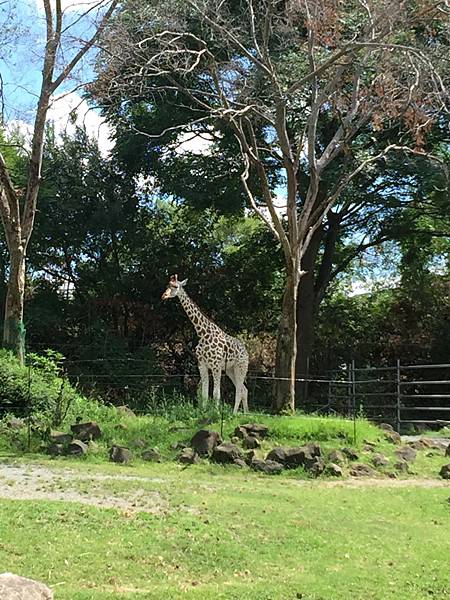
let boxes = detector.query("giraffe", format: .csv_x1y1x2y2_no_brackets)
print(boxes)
162,274,249,413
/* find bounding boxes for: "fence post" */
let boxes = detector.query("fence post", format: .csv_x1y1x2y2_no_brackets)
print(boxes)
351,359,357,444
396,359,401,433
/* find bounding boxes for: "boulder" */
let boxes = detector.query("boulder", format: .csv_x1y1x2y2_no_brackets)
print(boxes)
49,430,72,445
178,447,200,465
266,447,289,464
384,431,402,445
47,443,64,457
244,450,256,465
109,445,132,464
234,423,269,440
0,573,53,599
116,405,136,417
341,447,359,461
349,464,377,477
71,421,101,441
325,463,343,477
141,448,162,462
67,439,88,456
190,429,222,456
395,446,417,463
379,423,395,432
242,434,261,450
328,449,346,465
394,461,410,474
446,444,450,457
306,457,325,477
439,464,450,480
250,458,284,474
371,453,390,468
211,442,244,464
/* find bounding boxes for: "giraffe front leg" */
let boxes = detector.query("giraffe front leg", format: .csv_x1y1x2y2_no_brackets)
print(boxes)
197,362,209,409
212,368,221,409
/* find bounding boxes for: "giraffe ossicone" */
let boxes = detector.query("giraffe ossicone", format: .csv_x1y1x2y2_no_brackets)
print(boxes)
162,274,249,413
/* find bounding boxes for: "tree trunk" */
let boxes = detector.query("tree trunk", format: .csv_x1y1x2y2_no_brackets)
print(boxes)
295,269,317,405
3,248,26,363
273,273,298,413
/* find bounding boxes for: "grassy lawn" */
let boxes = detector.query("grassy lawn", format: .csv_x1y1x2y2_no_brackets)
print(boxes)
0,462,449,599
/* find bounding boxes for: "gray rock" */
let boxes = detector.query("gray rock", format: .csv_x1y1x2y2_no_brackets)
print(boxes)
325,463,343,477
212,442,244,464
67,439,88,456
384,431,402,445
349,464,377,477
394,461,410,474
5,418,25,430
0,573,53,599
109,445,132,464
71,421,101,441
190,429,222,456
116,405,136,417
446,444,450,457
242,434,261,450
49,430,72,445
379,423,395,432
47,443,64,457
395,446,417,462
234,423,269,440
233,459,247,469
230,436,241,444
141,448,162,462
266,446,289,464
307,457,326,477
439,464,450,479
250,458,284,474
244,450,256,465
171,441,188,451
328,449,346,464
178,447,200,464
372,453,390,468
130,438,147,449
341,447,359,461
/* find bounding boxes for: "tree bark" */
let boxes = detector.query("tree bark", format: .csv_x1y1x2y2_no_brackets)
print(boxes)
3,248,26,363
273,272,298,413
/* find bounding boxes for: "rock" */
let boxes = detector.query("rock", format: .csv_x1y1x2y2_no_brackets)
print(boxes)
250,458,284,474
379,423,395,432
190,429,222,456
49,430,72,445
388,472,398,479
446,444,450,457
349,464,377,477
395,446,417,462
325,463,343,477
141,448,162,462
178,447,200,464
242,434,261,450
341,447,359,461
408,440,427,451
363,439,377,447
5,417,25,430
372,453,390,468
130,438,147,449
244,450,256,464
363,444,376,452
0,573,53,599
439,464,450,479
47,443,64,457
71,421,101,441
67,439,88,456
211,442,244,464
109,445,132,464
116,405,136,417
266,446,289,464
233,459,247,469
307,457,326,477
171,441,188,451
328,450,346,465
234,423,269,440
394,461,410,474
384,431,401,445
230,436,240,444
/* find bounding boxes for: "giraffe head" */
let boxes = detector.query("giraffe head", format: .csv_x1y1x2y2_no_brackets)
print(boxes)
161,274,188,301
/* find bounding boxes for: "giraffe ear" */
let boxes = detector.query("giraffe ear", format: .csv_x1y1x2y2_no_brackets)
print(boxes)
179,278,188,287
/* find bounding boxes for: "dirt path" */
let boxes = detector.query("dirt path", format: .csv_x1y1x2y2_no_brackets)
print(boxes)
1,461,449,513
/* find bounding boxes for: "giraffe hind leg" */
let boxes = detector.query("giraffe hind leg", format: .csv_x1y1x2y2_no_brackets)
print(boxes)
197,362,209,409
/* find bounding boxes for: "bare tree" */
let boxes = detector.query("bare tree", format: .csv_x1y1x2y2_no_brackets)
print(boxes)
0,0,118,363
94,0,449,410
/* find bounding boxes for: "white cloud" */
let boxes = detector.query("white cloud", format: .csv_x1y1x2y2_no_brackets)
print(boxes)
47,92,113,156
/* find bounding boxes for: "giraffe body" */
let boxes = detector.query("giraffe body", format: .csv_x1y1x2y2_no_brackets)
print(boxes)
162,276,249,413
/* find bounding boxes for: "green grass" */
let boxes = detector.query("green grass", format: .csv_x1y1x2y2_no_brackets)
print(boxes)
0,464,449,599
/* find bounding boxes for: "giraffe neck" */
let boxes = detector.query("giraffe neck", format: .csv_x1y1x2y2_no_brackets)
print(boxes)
177,288,219,338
